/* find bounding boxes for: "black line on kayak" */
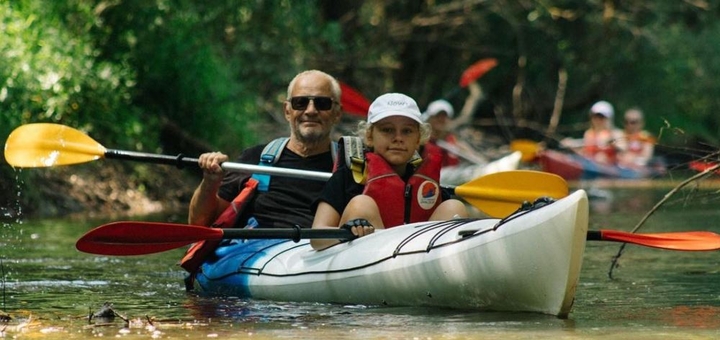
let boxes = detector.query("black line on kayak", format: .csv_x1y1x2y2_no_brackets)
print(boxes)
222,219,501,279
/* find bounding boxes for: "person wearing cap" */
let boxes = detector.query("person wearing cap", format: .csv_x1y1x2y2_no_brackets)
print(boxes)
310,93,469,250
561,100,624,165
616,107,655,169
423,99,488,167
423,99,493,185
424,99,461,166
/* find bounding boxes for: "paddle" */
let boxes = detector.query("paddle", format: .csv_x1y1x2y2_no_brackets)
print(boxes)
459,58,498,88
4,123,331,181
510,139,542,163
339,81,370,116
75,221,720,256
4,123,568,218
75,221,356,256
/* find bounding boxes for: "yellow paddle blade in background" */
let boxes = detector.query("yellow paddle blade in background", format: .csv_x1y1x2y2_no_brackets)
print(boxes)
4,123,107,168
454,170,568,218
510,139,541,163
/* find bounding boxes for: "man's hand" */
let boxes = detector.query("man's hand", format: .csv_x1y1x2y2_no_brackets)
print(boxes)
198,152,228,183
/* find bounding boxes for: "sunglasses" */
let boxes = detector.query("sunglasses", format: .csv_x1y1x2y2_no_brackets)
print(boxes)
289,96,335,111
625,120,640,124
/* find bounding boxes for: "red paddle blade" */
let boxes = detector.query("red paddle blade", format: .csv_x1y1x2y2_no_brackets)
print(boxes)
76,222,223,256
339,82,371,117
600,230,720,251
459,58,498,87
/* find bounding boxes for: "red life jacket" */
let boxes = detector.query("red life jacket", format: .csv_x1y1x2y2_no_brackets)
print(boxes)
362,149,442,228
432,134,461,166
180,178,259,273
583,129,617,165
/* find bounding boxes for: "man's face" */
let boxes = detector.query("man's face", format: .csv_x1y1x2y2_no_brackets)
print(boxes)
284,74,341,145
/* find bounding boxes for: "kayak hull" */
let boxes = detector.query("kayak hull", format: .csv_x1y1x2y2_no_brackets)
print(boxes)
193,190,589,318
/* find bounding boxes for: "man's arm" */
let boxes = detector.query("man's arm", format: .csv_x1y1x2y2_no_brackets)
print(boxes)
188,177,229,226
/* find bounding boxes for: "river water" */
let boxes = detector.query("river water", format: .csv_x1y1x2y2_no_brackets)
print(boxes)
1,184,720,339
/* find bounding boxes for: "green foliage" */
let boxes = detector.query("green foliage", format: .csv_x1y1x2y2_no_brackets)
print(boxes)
0,0,146,150
2,0,720,157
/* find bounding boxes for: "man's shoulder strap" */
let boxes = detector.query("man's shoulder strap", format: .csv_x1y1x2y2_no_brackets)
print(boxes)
259,137,290,165
252,137,289,192
252,137,338,191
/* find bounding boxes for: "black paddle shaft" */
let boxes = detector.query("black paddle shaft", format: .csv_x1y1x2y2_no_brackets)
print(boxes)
105,149,199,168
222,226,356,242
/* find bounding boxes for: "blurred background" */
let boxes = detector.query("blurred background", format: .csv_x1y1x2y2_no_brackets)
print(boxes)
2,0,720,217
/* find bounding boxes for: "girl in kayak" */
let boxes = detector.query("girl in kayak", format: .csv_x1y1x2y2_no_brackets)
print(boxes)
311,93,468,250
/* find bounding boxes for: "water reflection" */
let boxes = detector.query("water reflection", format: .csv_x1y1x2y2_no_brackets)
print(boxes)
1,184,720,338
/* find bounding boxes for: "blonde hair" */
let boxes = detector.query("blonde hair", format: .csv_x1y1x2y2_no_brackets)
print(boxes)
356,120,431,149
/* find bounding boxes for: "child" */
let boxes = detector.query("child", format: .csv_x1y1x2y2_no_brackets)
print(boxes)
311,93,469,250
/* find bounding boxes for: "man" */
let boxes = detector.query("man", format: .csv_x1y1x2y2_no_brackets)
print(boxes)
617,107,655,169
188,70,342,229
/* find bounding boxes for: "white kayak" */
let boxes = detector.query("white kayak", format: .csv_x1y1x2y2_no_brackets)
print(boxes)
440,151,522,186
193,189,589,318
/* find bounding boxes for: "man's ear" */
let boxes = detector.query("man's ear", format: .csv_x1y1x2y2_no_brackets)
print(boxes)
334,109,342,124
283,101,292,122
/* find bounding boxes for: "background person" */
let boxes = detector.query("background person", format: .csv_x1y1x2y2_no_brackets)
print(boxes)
422,99,487,166
562,100,623,165
617,107,655,169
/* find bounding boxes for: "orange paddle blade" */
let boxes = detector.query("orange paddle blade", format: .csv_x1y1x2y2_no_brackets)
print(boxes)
597,230,720,251
5,123,106,167
454,170,568,217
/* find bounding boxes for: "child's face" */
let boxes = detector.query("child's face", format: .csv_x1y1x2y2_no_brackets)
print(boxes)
367,116,421,168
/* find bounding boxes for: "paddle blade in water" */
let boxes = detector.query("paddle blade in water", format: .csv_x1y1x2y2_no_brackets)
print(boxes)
597,230,720,251
459,58,498,87
454,170,569,218
76,221,224,256
5,123,107,167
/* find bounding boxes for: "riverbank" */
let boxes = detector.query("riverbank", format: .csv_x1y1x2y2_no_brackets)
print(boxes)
0,161,198,220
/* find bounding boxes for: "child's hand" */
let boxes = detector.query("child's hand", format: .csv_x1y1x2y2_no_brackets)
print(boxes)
341,219,375,238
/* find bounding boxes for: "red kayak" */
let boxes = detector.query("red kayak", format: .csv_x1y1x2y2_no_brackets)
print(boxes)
538,150,666,180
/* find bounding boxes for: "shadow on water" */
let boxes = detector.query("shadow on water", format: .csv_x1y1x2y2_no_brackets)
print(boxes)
1,183,720,338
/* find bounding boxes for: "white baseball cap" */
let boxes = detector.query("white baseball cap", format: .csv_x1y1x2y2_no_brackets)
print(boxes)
367,93,423,124
590,100,614,118
422,99,454,121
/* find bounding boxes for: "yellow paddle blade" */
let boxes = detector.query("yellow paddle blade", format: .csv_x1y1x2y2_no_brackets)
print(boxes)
510,139,541,163
4,123,107,168
454,170,568,218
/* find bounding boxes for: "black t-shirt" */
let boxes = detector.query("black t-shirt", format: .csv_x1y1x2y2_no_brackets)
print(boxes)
217,144,334,228
312,165,364,216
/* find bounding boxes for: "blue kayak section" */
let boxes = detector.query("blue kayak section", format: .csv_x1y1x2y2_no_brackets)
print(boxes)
194,239,295,296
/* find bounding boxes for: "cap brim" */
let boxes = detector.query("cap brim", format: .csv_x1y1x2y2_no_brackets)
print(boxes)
369,111,423,124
